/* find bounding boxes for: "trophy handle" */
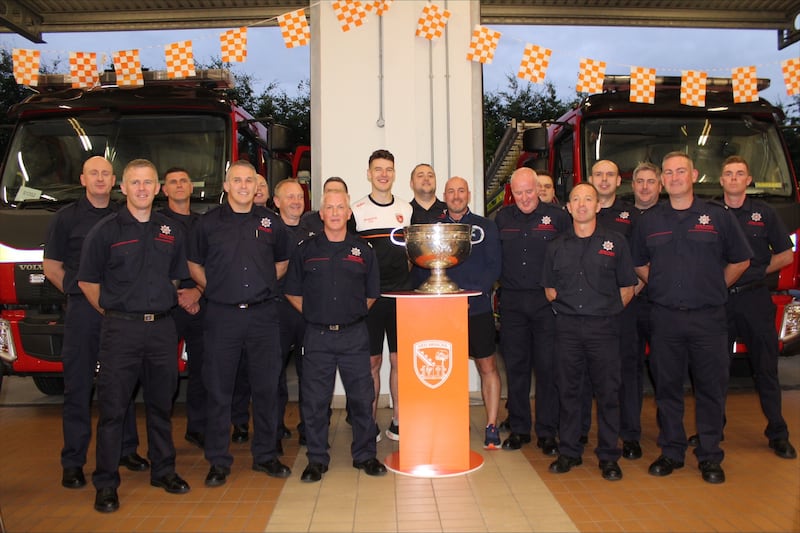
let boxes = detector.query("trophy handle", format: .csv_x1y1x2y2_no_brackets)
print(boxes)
389,226,406,247
470,225,485,245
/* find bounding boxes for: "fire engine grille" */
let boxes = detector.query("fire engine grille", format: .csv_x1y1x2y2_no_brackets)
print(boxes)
14,265,64,304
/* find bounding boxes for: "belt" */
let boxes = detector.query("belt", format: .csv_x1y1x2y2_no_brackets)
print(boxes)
105,309,171,322
211,298,272,309
729,281,766,295
309,318,364,331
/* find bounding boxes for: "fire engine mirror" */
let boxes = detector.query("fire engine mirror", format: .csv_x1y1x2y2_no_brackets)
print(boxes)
268,123,292,152
522,127,548,153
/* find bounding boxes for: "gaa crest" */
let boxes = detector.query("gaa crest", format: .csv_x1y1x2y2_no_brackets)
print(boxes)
413,340,452,389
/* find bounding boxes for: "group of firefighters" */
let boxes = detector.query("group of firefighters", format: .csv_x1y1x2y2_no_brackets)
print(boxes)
43,148,795,513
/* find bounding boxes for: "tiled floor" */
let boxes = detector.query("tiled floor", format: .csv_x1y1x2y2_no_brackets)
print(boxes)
1,382,798,532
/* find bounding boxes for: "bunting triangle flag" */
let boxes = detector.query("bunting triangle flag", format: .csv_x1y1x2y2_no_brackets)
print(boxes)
69,52,99,89
165,41,196,79
113,49,144,87
221,27,248,63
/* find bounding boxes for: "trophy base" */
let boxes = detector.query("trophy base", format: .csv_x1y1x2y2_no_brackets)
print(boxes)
415,276,462,294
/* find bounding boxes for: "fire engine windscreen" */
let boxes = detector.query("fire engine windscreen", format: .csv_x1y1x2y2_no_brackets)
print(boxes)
583,116,794,197
0,114,227,205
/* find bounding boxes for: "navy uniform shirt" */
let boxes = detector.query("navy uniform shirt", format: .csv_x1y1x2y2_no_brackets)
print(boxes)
495,202,571,290
159,206,200,290
434,210,501,316
410,198,448,224
284,232,379,325
632,197,753,309
727,197,792,287
44,197,119,295
597,197,638,246
77,207,188,313
542,227,638,316
188,203,291,305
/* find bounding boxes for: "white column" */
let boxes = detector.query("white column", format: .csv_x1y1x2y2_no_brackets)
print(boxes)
310,0,485,400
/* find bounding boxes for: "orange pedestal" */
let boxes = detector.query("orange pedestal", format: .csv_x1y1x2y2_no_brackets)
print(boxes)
383,291,484,477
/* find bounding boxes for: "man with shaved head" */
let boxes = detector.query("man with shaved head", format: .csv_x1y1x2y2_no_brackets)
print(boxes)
435,176,502,450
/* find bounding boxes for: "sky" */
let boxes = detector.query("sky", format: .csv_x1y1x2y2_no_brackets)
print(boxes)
0,23,798,110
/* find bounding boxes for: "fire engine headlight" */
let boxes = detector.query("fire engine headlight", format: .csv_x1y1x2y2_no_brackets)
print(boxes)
779,300,800,344
0,318,18,363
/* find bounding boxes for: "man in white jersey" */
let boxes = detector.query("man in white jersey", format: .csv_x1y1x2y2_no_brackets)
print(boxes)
351,149,413,442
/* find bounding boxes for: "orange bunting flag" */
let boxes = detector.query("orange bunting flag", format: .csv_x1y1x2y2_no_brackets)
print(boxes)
113,49,144,87
681,70,707,107
782,57,800,97
630,66,656,104
69,52,99,89
416,4,451,41
466,26,502,64
332,1,367,32
517,44,551,83
221,27,248,63
165,41,196,79
576,58,606,94
731,66,758,103
364,0,393,16
278,9,310,48
12,48,40,86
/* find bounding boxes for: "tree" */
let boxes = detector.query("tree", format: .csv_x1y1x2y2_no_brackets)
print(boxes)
483,74,580,167
0,49,35,151
255,79,310,147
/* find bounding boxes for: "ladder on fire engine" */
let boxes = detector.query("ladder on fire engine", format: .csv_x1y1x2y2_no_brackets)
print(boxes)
484,119,534,217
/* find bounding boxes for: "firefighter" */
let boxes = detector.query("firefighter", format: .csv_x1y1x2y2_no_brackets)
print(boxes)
272,179,310,447
587,159,643,460
710,155,796,459
43,155,147,491
188,160,293,487
285,189,387,482
632,152,752,484
160,167,206,449
78,159,190,512
495,167,571,455
542,182,637,481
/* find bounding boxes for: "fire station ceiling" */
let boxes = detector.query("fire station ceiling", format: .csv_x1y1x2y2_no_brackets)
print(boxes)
1,0,798,48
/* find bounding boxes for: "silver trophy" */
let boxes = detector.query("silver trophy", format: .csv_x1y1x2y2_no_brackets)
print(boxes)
390,223,484,294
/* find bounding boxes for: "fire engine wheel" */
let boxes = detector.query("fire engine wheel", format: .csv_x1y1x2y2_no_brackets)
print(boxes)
33,376,65,396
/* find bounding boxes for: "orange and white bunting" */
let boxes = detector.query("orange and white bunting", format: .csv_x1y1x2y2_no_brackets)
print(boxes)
364,0,393,16
415,4,450,41
731,66,758,103
278,9,310,48
517,44,551,83
630,66,656,104
681,70,707,107
220,27,247,63
12,48,40,86
466,26,502,64
112,49,143,87
69,52,99,89
576,58,606,94
782,57,800,97
332,1,367,32
165,41,196,79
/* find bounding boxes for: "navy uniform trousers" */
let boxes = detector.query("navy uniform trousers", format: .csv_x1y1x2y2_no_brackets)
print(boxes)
727,286,789,440
92,316,178,489
555,314,622,461
580,299,641,441
650,304,729,464
278,298,306,433
173,303,207,436
302,322,376,466
203,300,282,468
61,294,139,469
499,289,558,439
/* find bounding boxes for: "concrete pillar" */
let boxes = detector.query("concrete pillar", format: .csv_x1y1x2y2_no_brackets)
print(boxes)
310,0,485,400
